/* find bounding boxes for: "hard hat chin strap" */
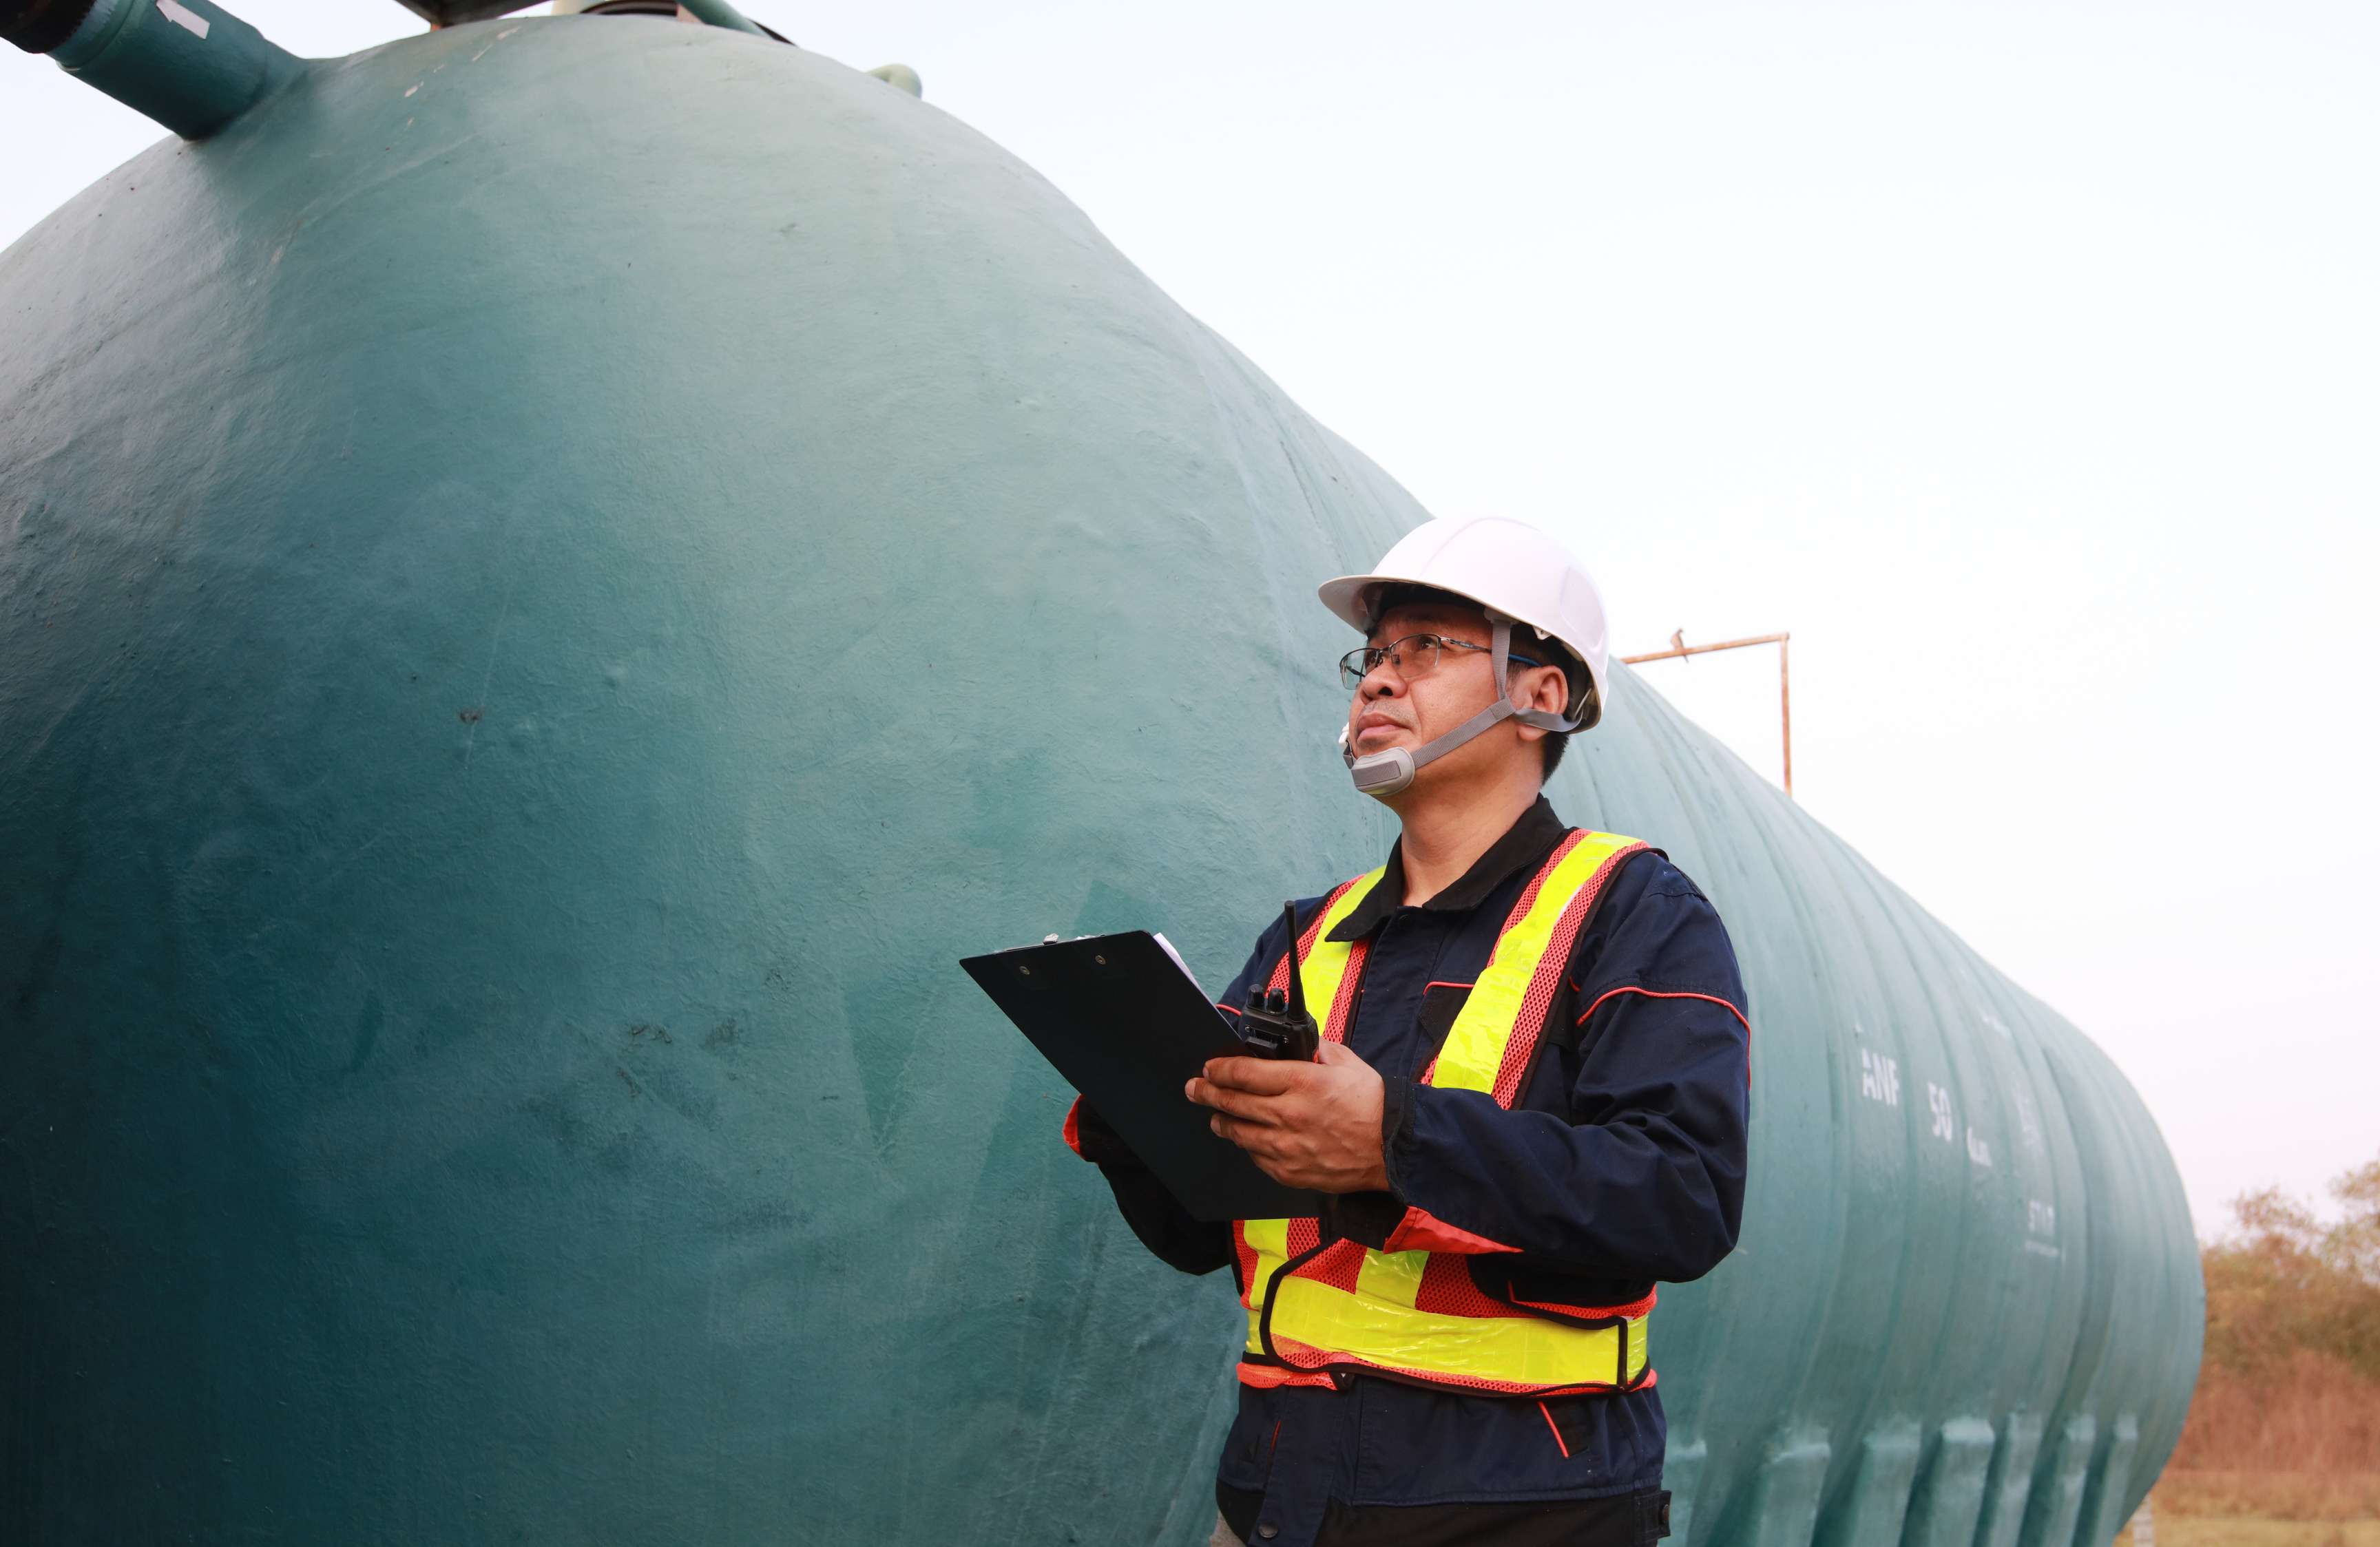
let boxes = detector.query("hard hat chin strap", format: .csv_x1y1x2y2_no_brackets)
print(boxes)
1342,615,1585,799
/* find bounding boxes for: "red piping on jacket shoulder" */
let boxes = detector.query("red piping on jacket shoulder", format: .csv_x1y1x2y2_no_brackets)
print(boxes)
1576,985,1751,1080
1576,986,1750,1034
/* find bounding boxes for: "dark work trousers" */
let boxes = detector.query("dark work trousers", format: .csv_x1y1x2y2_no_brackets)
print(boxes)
1210,1486,1672,1546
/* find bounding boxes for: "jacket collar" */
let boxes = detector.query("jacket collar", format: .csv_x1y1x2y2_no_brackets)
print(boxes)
1327,795,1570,942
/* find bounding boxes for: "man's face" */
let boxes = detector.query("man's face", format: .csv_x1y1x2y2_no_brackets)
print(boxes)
1344,602,1573,794
1344,602,1507,766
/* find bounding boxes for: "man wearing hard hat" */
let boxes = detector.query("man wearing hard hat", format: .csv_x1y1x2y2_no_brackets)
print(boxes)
1065,516,1751,1547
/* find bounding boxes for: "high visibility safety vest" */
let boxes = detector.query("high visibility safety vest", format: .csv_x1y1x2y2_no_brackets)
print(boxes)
1233,828,1660,1399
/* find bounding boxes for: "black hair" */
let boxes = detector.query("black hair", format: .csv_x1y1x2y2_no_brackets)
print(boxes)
1364,584,1587,781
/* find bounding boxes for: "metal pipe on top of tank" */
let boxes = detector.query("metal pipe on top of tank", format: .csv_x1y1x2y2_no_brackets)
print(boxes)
1620,630,1797,798
1,0,300,139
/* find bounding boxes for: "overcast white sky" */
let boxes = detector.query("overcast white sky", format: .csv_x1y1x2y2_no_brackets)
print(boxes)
6,0,2373,1236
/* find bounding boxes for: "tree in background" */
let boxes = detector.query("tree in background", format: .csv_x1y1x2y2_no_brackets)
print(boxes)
2170,1150,2380,1491
2202,1154,2380,1384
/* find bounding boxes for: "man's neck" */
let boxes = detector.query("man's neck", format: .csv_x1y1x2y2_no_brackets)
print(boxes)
1393,776,1541,907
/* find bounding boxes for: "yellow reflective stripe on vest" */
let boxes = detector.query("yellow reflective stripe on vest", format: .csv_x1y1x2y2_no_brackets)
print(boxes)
1269,1274,1649,1389
1237,830,1656,1394
1428,830,1642,1097
1239,1217,1290,1295
1286,867,1385,1038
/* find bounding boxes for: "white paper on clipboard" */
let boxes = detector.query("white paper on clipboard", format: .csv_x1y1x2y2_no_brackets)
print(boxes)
1150,932,1205,998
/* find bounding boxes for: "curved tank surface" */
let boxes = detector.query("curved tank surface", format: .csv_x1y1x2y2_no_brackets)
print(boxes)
0,10,2200,1546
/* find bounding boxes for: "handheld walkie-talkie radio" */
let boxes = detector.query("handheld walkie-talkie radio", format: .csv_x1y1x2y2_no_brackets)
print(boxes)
1233,901,1322,1061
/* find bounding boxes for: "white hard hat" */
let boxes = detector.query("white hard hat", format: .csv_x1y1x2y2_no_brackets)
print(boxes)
1319,515,1611,730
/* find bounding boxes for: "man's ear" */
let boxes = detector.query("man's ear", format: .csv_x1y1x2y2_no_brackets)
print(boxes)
1518,663,1569,716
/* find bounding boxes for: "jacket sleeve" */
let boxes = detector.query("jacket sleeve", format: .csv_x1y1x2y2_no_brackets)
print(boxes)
1372,856,1751,1283
1065,1096,1232,1275
1058,909,1304,1277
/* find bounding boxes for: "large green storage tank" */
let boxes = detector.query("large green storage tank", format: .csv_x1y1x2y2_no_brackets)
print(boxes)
0,6,2200,1545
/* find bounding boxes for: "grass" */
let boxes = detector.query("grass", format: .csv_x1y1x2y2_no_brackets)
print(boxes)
2155,1474,2380,1524
2111,1475,2380,1547
2111,1356,2380,1547
2117,1516,2380,1547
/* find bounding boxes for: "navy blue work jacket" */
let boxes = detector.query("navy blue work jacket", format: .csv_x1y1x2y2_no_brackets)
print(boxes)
1069,797,1751,1547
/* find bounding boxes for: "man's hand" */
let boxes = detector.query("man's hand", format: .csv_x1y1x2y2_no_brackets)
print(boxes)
1186,1041,1390,1194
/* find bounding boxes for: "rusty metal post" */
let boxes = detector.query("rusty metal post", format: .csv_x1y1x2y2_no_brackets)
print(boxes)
1620,631,1794,798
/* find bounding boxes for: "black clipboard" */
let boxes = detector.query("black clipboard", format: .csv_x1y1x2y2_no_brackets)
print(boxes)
962,931,1322,1223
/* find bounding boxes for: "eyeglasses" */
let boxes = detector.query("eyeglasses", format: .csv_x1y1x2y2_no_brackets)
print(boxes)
1339,633,1541,692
